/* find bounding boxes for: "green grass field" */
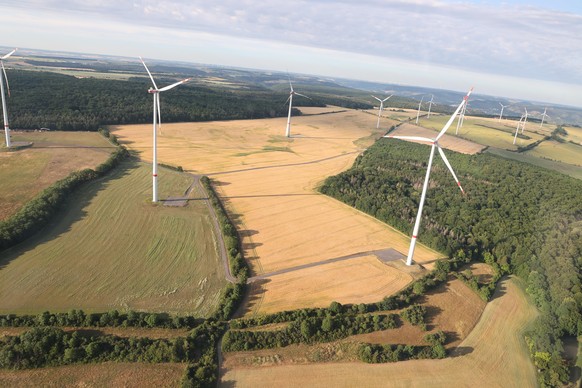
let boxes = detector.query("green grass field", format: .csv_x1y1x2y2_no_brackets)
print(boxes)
486,148,582,180
525,139,582,166
417,115,546,150
0,160,225,315
0,131,114,220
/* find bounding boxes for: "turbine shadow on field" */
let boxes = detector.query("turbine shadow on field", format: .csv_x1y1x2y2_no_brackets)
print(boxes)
0,160,138,272
206,151,359,176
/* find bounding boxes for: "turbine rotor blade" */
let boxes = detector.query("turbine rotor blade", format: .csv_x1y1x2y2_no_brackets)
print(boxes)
1,61,10,97
284,95,291,105
294,92,311,100
383,94,393,102
157,94,162,134
158,78,191,92
139,57,158,89
384,135,433,143
371,95,382,102
1,48,17,60
437,146,465,194
435,87,473,141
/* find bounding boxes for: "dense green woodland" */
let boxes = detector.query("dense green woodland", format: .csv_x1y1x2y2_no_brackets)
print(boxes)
320,140,582,386
3,70,333,131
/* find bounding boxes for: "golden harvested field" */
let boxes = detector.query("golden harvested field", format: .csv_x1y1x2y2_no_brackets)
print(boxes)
220,277,538,387
525,139,582,166
364,108,419,122
0,131,115,220
390,123,486,154
0,161,225,315
0,362,185,388
112,110,441,315
563,126,582,144
417,115,546,150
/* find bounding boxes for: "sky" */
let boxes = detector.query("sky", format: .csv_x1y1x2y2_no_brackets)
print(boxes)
1,0,581,107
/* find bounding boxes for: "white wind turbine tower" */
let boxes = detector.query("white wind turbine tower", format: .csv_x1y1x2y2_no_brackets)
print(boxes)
140,57,191,203
455,95,469,134
372,94,393,129
539,107,549,129
513,113,524,145
1,48,17,148
427,95,434,119
415,96,425,125
520,107,528,134
384,87,473,266
498,102,509,122
285,79,310,138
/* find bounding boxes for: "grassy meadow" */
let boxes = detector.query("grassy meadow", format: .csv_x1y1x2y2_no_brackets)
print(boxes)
0,131,114,220
0,160,225,315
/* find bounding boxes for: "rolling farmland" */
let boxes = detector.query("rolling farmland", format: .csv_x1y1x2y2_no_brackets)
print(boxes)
0,131,114,220
112,109,441,315
220,277,538,387
0,160,225,315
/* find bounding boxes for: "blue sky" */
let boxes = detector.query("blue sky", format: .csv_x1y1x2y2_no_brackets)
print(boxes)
1,0,581,106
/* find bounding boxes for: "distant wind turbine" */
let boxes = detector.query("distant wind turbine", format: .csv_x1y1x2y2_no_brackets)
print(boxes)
1,48,17,148
426,95,435,119
372,94,393,129
539,107,549,129
415,96,425,125
140,57,191,203
498,103,510,122
513,114,524,145
285,79,310,138
384,87,473,266
455,95,470,134
520,107,528,134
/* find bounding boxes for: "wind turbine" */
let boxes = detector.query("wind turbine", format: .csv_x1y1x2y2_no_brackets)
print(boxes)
415,96,425,125
285,79,310,138
455,95,469,134
520,107,528,134
1,48,17,148
513,114,524,145
372,94,393,129
427,95,434,119
539,107,549,129
140,57,191,203
498,103,510,122
384,87,473,266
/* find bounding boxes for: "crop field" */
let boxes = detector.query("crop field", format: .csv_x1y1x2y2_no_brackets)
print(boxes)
563,126,582,144
0,362,185,387
112,109,441,315
220,277,538,387
0,160,225,315
390,123,486,154
0,131,114,220
417,115,546,150
364,108,419,122
223,276,486,372
525,139,582,166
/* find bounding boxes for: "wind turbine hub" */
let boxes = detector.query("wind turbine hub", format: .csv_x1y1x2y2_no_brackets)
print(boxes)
148,88,158,94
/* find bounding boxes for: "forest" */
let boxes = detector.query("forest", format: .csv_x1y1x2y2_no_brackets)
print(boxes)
2,70,374,131
320,140,582,386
